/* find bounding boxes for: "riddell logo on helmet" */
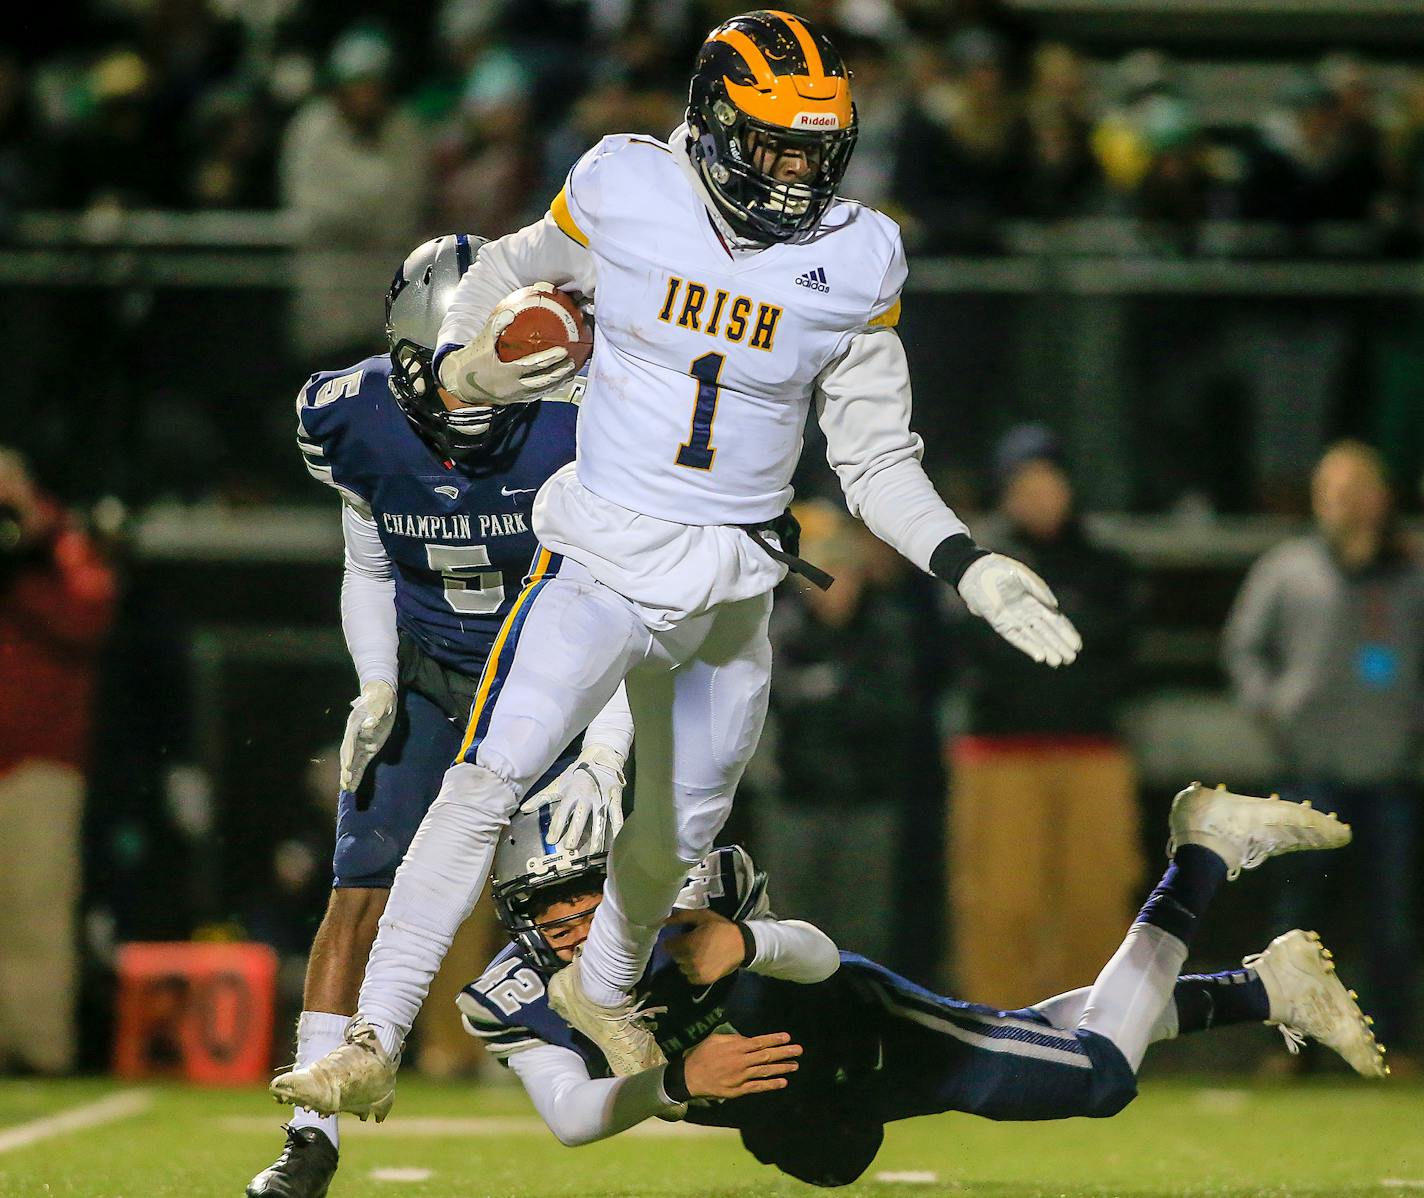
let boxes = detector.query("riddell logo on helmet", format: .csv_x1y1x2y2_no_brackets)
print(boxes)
792,112,840,129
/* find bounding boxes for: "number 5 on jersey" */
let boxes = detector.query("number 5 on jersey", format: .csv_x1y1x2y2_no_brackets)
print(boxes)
676,352,724,471
426,544,504,614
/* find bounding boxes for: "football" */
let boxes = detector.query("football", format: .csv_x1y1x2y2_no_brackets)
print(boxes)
495,286,593,370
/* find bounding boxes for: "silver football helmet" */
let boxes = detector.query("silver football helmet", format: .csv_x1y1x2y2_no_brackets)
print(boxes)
493,796,609,971
385,233,529,459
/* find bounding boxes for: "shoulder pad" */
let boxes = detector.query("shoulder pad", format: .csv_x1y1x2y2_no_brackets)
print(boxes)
823,196,903,253
556,134,678,253
817,201,906,327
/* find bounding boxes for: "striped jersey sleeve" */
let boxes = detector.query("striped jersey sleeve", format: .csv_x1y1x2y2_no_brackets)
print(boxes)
672,844,772,922
292,361,377,514
456,989,544,1062
294,381,335,490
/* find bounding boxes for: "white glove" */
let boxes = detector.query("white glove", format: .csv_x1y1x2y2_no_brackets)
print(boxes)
957,553,1082,668
438,283,578,406
338,680,397,794
527,744,626,855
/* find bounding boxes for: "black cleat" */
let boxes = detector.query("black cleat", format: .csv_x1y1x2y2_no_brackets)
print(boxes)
246,1124,338,1198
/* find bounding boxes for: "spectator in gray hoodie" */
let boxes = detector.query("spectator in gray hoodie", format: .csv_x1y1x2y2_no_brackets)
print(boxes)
1223,440,1424,1055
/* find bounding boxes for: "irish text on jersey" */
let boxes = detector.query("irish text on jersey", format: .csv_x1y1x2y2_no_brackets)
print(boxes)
656,277,783,352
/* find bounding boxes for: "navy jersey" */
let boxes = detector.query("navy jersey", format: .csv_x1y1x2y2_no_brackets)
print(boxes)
296,355,580,676
459,845,771,1071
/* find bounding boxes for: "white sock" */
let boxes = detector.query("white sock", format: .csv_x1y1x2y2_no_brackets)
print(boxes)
1033,984,1180,1046
358,764,517,1058
578,885,665,1007
289,1011,347,1148
579,853,698,1008
1151,995,1181,1043
1077,923,1189,1072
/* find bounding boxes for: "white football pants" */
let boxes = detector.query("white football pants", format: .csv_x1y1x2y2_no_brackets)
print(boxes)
359,559,772,1045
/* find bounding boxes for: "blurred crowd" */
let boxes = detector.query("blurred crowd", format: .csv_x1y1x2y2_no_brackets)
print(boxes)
3,0,1422,516
7,0,1424,259
0,450,116,1072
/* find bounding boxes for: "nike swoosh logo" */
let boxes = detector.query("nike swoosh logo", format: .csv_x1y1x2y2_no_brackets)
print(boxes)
501,486,537,497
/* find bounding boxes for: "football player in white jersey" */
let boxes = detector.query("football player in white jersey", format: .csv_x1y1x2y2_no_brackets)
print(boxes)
273,8,1082,1122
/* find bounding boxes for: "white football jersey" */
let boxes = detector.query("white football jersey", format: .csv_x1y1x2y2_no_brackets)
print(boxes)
553,133,905,526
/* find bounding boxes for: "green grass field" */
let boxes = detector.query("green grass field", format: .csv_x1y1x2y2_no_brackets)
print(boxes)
0,1074,1418,1198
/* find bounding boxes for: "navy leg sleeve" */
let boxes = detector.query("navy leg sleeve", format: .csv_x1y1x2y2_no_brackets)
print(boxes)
846,957,1138,1123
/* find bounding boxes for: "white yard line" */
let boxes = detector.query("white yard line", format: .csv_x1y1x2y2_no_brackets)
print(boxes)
222,1114,546,1137
221,1114,726,1138
0,1089,153,1154
1190,1087,1250,1113
371,1167,434,1182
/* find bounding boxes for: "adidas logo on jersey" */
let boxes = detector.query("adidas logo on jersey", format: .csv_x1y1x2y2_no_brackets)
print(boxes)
795,267,830,293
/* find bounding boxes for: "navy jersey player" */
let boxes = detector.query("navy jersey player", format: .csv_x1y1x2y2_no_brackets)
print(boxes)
463,784,1386,1188
247,234,631,1198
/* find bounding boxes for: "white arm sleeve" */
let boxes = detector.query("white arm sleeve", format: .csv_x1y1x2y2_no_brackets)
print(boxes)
340,504,398,689
437,215,598,354
506,1043,682,1146
815,326,970,573
581,682,634,761
745,918,841,984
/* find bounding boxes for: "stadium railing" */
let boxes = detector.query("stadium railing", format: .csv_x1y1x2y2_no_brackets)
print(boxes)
5,212,1421,790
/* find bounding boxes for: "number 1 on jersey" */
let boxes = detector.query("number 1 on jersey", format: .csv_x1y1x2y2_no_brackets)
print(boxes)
676,352,724,471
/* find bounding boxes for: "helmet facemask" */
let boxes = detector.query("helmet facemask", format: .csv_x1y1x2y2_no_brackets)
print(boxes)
689,93,857,243
384,233,529,461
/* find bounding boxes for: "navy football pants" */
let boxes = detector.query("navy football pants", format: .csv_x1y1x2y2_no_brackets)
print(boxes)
334,685,571,888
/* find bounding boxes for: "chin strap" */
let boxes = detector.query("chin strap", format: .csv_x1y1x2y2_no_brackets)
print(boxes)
678,128,769,255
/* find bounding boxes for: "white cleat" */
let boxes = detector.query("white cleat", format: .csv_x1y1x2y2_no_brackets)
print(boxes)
1245,929,1389,1079
547,955,669,1078
269,1017,400,1121
1166,781,1351,879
